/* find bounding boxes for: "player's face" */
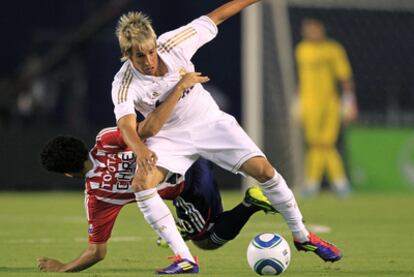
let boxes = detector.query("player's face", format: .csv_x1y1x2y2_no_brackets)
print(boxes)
131,45,159,76
302,20,326,41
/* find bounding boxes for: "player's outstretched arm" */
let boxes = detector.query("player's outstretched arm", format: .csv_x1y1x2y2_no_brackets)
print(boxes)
139,72,209,139
37,243,107,272
207,0,260,26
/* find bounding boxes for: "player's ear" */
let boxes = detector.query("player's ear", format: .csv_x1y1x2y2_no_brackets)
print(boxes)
121,49,131,62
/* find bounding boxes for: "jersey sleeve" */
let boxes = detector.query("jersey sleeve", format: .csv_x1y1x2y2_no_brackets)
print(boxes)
111,64,139,122
96,127,128,150
158,16,218,61
331,41,352,81
113,101,136,123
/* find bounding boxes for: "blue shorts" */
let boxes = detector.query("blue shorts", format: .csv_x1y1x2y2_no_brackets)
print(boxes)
173,158,223,239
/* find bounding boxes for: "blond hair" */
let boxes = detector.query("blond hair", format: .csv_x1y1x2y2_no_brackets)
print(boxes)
116,12,157,61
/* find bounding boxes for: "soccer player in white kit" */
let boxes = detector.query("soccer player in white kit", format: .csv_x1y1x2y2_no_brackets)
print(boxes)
112,0,342,273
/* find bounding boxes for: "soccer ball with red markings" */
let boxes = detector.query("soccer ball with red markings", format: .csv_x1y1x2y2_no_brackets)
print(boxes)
246,233,291,275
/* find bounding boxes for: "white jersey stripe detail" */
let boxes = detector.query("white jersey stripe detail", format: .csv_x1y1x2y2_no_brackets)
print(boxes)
95,187,135,194
119,66,132,103
117,65,133,104
159,27,196,53
121,68,133,103
117,67,128,104
175,197,205,231
160,27,194,50
210,232,227,245
97,127,118,139
95,196,135,205
84,192,90,221
102,145,120,149
176,198,204,232
164,30,196,52
90,182,100,189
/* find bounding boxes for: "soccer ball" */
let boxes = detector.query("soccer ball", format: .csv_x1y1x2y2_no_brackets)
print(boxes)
246,233,291,275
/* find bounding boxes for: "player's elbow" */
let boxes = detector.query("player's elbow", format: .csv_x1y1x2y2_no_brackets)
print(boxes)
139,128,156,139
117,114,137,132
92,249,106,262
88,244,107,263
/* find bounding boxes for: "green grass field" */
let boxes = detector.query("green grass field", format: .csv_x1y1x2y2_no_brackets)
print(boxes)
1,191,413,277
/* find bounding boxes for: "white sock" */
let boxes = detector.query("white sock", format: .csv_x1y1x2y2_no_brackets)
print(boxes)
135,188,195,262
332,178,350,190
260,170,309,242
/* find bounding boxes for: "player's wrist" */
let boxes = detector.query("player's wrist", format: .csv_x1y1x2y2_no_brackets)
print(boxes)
175,83,187,93
131,141,148,155
342,92,355,103
57,262,69,272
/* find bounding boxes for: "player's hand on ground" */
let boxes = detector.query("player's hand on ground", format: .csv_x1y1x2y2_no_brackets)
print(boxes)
136,145,158,175
177,72,209,92
37,256,64,272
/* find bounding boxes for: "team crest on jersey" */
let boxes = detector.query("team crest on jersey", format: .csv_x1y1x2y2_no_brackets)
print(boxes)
151,91,160,99
179,67,187,78
88,224,94,235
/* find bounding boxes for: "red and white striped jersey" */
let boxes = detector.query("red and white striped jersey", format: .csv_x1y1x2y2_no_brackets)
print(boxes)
85,127,184,205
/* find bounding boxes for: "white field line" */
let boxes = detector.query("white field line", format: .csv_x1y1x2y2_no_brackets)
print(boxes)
2,236,144,244
75,236,144,242
0,215,85,223
1,224,331,244
307,224,332,234
238,223,332,239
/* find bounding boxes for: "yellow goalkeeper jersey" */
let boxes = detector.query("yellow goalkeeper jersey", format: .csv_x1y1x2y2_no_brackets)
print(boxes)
296,39,352,104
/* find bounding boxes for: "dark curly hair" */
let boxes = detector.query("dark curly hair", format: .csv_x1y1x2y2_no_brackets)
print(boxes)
40,136,89,174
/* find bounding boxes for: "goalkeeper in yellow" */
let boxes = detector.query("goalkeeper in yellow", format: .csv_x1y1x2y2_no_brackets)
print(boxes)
295,18,358,197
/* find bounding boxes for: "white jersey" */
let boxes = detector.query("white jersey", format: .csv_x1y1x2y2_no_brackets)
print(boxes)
112,16,220,129
111,15,265,176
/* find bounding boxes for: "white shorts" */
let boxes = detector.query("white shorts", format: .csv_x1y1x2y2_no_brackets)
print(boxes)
145,112,265,176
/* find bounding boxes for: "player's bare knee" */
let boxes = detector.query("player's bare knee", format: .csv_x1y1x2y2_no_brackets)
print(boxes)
131,178,147,192
242,157,275,183
132,172,158,192
261,164,276,181
132,182,147,192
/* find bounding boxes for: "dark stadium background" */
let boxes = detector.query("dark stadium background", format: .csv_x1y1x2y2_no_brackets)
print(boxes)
1,0,413,190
